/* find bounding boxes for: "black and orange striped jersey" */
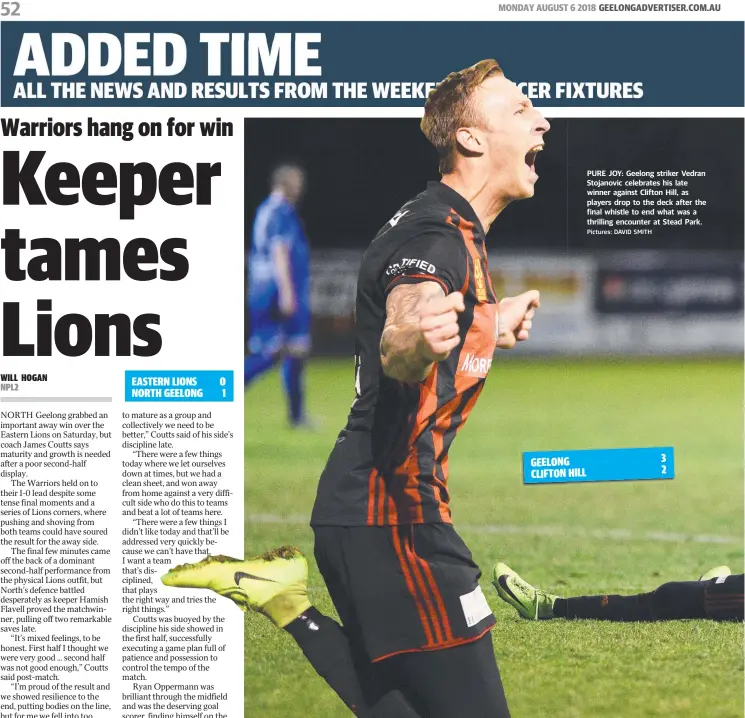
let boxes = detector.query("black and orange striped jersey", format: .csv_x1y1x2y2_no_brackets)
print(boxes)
311,182,499,527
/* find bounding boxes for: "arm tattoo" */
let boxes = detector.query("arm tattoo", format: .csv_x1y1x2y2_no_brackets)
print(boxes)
380,282,444,383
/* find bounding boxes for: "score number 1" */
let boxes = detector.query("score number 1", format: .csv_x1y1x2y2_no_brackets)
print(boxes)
220,375,227,398
661,452,667,475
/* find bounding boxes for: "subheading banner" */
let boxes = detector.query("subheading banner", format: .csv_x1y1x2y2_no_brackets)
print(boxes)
1,21,742,107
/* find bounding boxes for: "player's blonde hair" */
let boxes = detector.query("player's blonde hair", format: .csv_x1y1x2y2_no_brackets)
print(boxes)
421,59,504,175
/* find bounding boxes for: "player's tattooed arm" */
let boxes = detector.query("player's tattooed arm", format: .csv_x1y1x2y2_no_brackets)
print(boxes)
380,282,465,383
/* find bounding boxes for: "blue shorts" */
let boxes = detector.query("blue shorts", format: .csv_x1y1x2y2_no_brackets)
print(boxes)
248,297,311,356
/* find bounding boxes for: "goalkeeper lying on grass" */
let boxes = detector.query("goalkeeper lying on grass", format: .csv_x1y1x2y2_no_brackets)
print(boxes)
492,563,743,622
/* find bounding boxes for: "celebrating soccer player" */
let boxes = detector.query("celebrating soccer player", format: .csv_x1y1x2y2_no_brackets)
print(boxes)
164,60,549,717
245,163,312,427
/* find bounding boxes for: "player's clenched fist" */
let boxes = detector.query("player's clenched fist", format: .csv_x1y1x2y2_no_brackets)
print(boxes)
381,281,464,384
419,291,465,361
496,289,540,350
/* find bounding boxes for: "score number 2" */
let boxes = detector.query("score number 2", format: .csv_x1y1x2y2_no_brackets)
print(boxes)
660,452,667,475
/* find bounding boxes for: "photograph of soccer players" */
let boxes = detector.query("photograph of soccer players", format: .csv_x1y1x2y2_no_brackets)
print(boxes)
165,63,743,718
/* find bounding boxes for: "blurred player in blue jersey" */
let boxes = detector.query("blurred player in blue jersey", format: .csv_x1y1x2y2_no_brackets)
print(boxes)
245,164,311,427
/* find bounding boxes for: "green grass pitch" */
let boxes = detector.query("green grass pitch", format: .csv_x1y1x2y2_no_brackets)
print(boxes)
245,357,743,718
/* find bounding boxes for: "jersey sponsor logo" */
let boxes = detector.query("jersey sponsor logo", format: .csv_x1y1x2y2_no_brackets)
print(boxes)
459,352,493,378
385,257,437,277
457,303,497,379
388,209,409,227
473,257,487,302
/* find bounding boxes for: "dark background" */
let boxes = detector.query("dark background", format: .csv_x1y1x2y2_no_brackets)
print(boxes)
244,118,744,253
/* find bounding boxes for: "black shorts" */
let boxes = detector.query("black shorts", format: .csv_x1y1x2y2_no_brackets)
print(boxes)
313,523,495,662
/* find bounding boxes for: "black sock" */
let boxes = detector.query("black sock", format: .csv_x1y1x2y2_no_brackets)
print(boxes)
554,591,656,621
284,607,371,716
651,581,707,619
554,581,709,622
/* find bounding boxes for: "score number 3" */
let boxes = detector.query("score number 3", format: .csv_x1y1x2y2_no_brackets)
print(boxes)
660,452,667,475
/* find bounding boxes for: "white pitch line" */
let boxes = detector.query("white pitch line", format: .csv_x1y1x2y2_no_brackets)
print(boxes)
246,513,741,545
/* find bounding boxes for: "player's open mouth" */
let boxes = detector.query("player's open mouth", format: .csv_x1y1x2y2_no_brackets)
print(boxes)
525,145,543,178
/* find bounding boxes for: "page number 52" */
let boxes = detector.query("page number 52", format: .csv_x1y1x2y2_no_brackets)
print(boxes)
660,452,667,475
1,2,21,16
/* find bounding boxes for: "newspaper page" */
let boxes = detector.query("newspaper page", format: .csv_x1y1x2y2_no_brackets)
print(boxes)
0,2,742,718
